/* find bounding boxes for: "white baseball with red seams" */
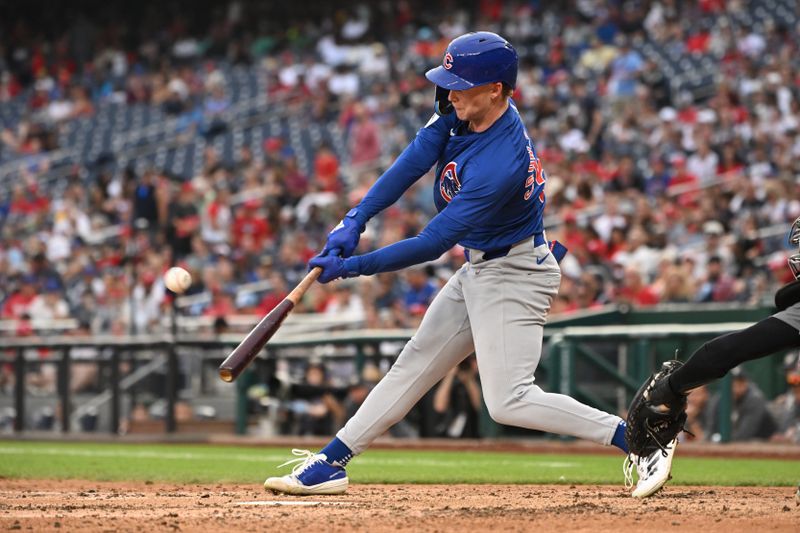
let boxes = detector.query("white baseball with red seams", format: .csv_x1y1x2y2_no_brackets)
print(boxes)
164,267,192,293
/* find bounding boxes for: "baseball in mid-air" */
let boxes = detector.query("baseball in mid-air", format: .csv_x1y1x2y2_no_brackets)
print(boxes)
164,267,192,293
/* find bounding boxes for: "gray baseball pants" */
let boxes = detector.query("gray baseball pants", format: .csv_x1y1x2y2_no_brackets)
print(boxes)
774,301,800,331
337,238,622,455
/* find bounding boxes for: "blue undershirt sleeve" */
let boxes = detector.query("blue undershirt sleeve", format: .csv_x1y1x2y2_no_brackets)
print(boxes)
345,210,471,275
344,159,524,275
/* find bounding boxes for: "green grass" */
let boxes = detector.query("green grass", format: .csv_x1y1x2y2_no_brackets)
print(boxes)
0,441,797,486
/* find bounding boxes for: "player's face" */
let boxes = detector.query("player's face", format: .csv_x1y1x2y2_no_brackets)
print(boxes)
448,82,502,124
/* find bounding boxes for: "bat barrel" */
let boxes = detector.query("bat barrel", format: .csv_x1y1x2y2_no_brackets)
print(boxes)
217,299,295,382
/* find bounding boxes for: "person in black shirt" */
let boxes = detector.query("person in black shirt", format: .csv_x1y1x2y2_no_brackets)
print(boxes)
165,182,200,258
432,355,481,438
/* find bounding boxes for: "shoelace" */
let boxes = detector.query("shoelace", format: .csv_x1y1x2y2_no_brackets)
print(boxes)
623,455,637,489
623,438,678,489
277,449,327,478
623,454,654,489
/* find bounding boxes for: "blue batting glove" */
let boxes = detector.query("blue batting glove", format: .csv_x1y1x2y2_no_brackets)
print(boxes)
309,254,360,284
322,208,365,258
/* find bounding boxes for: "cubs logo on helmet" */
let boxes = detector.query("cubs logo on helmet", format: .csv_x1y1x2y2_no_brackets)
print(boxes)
443,52,453,70
439,161,461,202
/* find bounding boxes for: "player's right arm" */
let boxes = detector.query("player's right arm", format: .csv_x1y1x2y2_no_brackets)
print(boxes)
320,113,452,258
342,154,524,276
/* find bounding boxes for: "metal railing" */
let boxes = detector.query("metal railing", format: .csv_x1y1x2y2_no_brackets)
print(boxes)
548,323,760,442
2,320,773,442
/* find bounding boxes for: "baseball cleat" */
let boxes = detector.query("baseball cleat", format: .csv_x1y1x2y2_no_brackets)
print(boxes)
264,449,348,495
624,439,677,498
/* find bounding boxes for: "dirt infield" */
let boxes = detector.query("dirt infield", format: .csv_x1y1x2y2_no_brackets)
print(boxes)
0,480,797,532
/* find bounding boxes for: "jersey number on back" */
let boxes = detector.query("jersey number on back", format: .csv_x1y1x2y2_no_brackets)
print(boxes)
524,145,545,203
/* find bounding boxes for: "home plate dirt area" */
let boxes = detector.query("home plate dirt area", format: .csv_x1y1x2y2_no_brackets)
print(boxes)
0,480,797,532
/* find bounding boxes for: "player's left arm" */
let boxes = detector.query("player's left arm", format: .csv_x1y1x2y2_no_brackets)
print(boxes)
320,113,454,258
343,161,523,276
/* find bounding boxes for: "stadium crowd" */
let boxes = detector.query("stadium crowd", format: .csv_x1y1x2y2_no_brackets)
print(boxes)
0,0,799,440
1,0,799,334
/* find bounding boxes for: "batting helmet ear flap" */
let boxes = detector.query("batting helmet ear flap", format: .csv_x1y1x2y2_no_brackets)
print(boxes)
434,85,453,116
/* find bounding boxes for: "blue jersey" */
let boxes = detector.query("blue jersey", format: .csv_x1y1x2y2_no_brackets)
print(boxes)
344,101,547,276
431,104,545,250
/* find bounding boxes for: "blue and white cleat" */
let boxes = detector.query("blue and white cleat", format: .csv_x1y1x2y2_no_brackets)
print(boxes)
264,449,349,495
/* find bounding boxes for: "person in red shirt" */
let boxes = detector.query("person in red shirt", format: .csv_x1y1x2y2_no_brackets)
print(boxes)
616,266,659,307
232,200,271,252
283,155,309,204
667,155,700,207
203,284,236,318
348,104,381,167
560,212,587,253
2,277,38,318
314,143,340,193
258,273,289,315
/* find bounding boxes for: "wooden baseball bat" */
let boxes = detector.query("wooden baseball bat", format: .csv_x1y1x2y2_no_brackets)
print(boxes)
218,267,321,382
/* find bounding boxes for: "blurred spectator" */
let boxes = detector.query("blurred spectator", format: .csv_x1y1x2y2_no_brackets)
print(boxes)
682,385,711,442
201,185,233,248
686,139,719,184
2,276,37,318
770,354,800,443
203,287,236,319
579,36,617,74
696,256,737,302
343,362,382,421
321,283,365,322
258,273,289,314
658,263,695,303
608,37,644,100
0,0,797,339
166,183,200,259
66,322,100,394
283,156,310,205
615,266,660,307
433,355,481,438
232,199,271,253
707,367,777,441
133,170,159,230
402,266,437,318
313,142,342,193
285,361,345,436
348,103,381,167
27,279,69,320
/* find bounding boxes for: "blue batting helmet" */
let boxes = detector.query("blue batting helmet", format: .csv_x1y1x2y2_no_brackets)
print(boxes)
425,31,518,116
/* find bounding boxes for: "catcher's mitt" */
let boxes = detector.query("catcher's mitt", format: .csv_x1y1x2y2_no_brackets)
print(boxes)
625,360,688,457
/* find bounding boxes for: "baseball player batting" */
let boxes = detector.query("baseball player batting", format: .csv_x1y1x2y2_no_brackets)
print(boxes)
264,31,670,498
626,216,800,489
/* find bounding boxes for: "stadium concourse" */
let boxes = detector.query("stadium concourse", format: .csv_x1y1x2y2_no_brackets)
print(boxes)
0,1,799,437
